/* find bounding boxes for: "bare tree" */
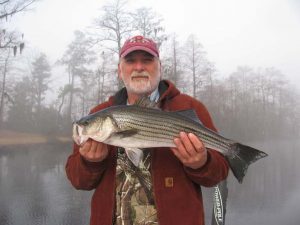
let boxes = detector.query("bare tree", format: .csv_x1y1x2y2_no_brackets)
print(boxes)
56,84,81,133
0,29,24,55
59,31,96,122
183,34,207,97
92,0,133,55
0,0,36,19
161,33,184,87
202,61,217,102
94,51,117,104
91,0,135,88
90,2,168,91
95,52,106,104
0,48,11,126
131,7,166,48
0,0,37,55
205,65,300,142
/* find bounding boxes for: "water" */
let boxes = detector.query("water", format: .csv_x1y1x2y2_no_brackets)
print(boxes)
0,140,300,225
0,142,91,225
202,139,300,225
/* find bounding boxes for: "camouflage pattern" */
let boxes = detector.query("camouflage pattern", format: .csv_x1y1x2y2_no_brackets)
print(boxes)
113,148,158,225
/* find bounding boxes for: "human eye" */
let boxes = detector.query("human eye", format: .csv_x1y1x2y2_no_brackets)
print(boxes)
125,57,135,64
143,57,154,63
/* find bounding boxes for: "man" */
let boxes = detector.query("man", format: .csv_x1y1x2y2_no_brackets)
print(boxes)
66,35,229,225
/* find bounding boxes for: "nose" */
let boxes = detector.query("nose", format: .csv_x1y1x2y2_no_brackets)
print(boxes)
133,61,144,72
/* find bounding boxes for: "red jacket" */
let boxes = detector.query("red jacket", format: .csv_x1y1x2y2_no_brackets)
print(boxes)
65,80,229,225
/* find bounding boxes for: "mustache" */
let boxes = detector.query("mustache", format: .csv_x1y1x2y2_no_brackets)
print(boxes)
131,71,150,78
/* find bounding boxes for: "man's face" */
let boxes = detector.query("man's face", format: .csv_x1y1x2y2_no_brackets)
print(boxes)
118,50,161,95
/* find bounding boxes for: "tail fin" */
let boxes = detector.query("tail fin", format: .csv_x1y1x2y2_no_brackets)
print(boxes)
226,143,268,183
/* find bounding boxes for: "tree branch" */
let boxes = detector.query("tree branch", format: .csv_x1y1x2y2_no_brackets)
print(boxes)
0,0,36,19
0,1,10,5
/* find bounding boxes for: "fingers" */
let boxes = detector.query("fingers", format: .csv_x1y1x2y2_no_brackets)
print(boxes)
175,132,204,155
79,139,108,162
173,135,190,159
172,132,207,169
188,133,206,154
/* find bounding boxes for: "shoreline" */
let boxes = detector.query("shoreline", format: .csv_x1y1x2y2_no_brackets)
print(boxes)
0,130,71,147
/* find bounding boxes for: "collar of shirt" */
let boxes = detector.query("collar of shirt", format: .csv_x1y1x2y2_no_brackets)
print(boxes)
149,87,160,103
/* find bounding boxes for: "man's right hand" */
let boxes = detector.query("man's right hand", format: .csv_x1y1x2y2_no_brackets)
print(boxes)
79,139,108,162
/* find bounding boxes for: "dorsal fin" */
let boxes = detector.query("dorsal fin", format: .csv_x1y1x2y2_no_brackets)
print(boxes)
134,96,159,108
175,109,203,124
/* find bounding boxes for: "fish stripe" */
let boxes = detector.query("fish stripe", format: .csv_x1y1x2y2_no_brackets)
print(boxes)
113,114,230,151
120,113,229,146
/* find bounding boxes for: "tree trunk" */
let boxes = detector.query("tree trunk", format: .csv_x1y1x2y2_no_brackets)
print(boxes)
68,69,75,122
0,51,10,127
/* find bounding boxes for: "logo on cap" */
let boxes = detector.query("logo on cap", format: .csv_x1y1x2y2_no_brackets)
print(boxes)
120,35,159,58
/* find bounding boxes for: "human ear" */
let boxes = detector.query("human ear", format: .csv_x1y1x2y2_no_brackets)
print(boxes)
117,63,122,80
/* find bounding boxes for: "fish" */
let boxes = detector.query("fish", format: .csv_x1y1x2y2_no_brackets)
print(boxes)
72,99,268,183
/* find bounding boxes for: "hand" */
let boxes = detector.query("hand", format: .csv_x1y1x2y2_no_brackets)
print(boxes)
171,132,207,169
79,139,109,162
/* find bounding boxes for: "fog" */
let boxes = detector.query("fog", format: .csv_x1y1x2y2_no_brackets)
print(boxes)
203,140,300,225
1,0,300,225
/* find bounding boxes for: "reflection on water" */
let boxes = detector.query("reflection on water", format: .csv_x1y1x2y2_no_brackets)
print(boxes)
0,142,91,225
0,140,299,225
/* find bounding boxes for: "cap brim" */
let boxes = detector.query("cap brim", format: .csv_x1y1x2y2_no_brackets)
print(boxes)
120,46,158,58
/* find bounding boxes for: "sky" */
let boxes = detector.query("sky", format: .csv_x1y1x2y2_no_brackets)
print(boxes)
9,0,300,89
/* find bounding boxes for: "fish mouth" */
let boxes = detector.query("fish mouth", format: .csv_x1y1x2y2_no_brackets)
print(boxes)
72,123,89,146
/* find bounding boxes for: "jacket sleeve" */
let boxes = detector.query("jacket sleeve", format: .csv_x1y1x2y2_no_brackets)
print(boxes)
65,101,113,190
184,149,229,187
184,99,229,187
65,143,110,190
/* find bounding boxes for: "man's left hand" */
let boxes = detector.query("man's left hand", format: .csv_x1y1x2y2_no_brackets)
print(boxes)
171,132,207,169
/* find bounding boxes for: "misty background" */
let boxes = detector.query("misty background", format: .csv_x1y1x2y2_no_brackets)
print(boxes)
0,0,299,225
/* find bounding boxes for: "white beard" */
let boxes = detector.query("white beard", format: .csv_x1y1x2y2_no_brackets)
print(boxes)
122,71,161,95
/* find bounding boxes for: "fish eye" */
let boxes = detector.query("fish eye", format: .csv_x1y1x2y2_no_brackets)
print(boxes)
81,120,90,126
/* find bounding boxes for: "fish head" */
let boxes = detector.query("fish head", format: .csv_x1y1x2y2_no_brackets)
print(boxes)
72,113,117,146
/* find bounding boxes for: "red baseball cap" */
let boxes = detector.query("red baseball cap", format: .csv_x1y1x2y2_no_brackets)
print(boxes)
120,35,159,58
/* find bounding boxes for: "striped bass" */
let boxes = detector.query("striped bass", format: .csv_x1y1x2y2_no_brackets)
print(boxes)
72,102,268,183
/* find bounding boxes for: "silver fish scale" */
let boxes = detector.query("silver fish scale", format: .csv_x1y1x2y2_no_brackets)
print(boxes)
108,106,231,153
113,116,175,143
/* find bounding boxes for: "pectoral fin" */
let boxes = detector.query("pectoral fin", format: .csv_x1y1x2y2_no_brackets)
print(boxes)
125,148,143,167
